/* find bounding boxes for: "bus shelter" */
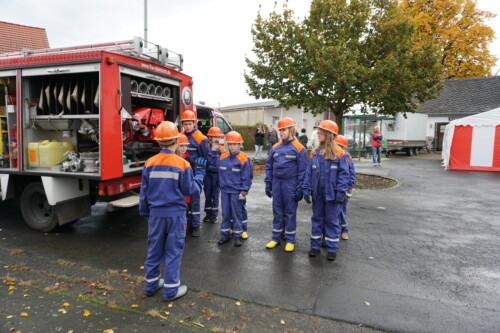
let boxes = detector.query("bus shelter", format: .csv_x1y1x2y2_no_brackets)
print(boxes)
343,114,392,159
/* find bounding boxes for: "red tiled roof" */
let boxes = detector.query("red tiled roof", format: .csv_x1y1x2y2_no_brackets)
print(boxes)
0,21,50,54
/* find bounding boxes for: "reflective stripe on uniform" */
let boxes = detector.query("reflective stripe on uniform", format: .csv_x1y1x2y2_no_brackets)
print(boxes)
220,228,231,232
219,166,227,170
242,220,247,224
285,155,296,158
325,237,339,242
145,275,161,283
331,165,338,169
285,230,296,234
192,211,200,215
164,281,180,288
150,171,179,180
310,235,322,239
233,230,242,234
232,168,240,172
188,147,197,150
273,228,283,232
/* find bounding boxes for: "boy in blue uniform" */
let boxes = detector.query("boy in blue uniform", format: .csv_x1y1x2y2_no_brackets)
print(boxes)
265,117,307,252
335,135,356,240
181,110,209,237
139,121,206,301
203,127,225,224
217,131,252,247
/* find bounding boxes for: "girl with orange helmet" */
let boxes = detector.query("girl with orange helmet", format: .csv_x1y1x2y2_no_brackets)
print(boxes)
217,131,252,247
334,135,356,241
303,120,350,261
264,117,307,252
203,127,226,224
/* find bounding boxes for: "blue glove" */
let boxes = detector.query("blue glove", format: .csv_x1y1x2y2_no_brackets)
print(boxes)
304,190,311,204
265,188,272,198
333,195,344,204
194,158,206,175
293,191,303,202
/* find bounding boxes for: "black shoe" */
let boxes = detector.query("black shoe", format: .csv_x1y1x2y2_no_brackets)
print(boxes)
321,237,327,248
209,215,218,223
309,248,320,257
191,227,200,237
218,237,230,245
203,215,211,223
234,239,242,247
327,252,337,261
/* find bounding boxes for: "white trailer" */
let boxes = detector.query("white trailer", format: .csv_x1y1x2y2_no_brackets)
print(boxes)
382,113,429,156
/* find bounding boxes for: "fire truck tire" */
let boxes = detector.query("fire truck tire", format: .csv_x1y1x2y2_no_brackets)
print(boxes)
414,147,420,155
407,148,414,156
20,182,59,232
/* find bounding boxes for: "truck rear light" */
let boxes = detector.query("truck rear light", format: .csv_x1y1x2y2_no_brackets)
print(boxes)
106,183,125,196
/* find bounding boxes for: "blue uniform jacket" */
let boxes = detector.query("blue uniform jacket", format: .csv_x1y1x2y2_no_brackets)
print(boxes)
217,151,252,194
139,149,204,218
184,128,209,160
303,147,350,201
343,152,356,189
265,138,307,192
207,145,226,174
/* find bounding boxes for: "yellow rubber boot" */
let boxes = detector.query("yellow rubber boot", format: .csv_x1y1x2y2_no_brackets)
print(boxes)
230,229,234,235
341,233,349,240
266,241,279,249
241,232,248,239
285,243,295,252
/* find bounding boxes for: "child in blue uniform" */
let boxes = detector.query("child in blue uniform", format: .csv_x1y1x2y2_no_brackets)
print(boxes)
203,127,225,224
335,135,356,240
217,131,252,247
140,121,206,301
303,120,349,261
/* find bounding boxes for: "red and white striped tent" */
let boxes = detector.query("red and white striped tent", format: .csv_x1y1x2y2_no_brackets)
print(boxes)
442,108,500,171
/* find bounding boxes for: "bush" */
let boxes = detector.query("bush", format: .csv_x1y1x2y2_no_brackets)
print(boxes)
232,125,257,150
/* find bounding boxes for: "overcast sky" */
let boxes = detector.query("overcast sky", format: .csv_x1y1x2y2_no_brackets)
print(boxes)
1,0,499,108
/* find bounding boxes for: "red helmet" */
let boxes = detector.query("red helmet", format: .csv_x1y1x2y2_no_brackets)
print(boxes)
207,127,224,137
277,117,297,130
177,133,189,145
154,121,180,141
226,131,243,143
315,120,339,135
334,134,348,147
180,110,196,122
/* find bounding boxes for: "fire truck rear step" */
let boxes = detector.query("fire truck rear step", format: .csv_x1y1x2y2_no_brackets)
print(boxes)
107,194,140,211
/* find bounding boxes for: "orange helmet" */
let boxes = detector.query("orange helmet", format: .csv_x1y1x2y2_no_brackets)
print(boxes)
154,121,180,141
277,117,297,130
180,110,196,122
335,134,348,147
207,127,223,137
226,131,243,143
315,120,339,135
177,133,189,145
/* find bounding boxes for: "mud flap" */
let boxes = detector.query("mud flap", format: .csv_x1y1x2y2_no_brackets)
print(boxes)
57,195,91,225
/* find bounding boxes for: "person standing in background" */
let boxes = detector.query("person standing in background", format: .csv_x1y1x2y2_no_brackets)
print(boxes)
371,126,383,166
266,124,278,156
254,124,265,159
298,128,308,147
310,128,319,149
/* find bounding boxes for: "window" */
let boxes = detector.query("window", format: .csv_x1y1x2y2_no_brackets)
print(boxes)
217,117,232,134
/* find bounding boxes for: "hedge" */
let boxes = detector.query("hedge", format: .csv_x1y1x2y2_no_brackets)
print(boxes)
231,123,269,150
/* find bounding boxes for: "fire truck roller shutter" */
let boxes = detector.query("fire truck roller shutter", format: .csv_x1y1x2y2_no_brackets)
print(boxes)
119,66,180,87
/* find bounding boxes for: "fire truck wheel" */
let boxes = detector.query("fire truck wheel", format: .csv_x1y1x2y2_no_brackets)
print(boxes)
20,182,59,232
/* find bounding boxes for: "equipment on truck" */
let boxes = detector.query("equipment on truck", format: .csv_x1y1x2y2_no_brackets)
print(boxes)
0,37,194,232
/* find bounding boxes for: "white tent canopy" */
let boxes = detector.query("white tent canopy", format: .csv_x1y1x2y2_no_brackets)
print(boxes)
442,108,500,170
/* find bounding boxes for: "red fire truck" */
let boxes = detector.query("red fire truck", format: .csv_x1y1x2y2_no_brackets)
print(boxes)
0,37,194,232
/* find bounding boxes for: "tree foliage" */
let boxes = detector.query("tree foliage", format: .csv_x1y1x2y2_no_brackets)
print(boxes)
244,0,443,131
399,0,497,79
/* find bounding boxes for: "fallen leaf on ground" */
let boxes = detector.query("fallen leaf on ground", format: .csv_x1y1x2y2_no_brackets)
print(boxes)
193,322,205,328
8,286,15,291
122,269,128,273
24,307,30,310
103,329,114,333
6,315,13,318
20,312,28,317
235,301,241,306
168,303,173,308
62,302,70,307
179,320,184,323
139,266,144,270
364,301,371,306
280,319,285,325
5,281,16,285
58,309,67,314
131,304,139,308
83,310,91,317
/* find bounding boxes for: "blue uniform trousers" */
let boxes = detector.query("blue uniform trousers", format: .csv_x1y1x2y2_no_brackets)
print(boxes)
187,194,201,228
339,198,349,234
311,193,342,252
145,215,186,300
271,180,298,244
220,192,243,240
242,199,248,232
203,172,220,217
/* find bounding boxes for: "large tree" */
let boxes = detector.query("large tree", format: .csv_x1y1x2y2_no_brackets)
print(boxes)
399,0,497,79
245,0,443,131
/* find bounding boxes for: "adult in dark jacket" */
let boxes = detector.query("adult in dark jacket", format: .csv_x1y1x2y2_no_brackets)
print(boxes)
298,128,308,147
254,124,265,159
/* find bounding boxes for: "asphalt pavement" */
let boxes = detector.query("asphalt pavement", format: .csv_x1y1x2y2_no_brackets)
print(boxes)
1,154,500,332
